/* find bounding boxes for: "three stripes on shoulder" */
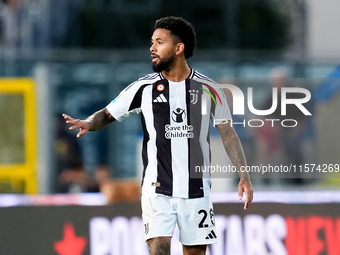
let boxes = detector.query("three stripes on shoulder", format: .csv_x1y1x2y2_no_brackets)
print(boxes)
153,94,167,103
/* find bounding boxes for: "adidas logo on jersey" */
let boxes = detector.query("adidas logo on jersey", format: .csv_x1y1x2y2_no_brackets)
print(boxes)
205,230,217,239
153,94,167,103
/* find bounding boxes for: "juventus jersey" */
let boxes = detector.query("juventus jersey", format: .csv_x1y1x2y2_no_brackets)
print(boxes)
106,69,232,198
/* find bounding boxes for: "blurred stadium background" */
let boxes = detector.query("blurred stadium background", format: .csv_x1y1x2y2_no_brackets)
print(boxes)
0,0,340,254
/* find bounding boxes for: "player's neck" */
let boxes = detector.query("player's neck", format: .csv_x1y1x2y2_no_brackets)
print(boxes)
162,60,191,82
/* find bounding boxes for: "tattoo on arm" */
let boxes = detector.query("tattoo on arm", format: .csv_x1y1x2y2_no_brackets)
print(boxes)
85,108,115,131
217,123,249,179
104,108,115,123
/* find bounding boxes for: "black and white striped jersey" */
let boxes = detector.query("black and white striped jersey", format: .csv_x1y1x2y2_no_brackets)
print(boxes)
106,69,232,198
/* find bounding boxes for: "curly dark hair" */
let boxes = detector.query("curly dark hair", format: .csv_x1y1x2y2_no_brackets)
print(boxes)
155,16,197,59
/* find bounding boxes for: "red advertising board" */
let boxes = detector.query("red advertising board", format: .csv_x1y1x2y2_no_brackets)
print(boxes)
0,192,338,255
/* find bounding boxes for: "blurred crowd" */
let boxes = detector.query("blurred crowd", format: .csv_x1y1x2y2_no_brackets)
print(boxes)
0,0,21,47
0,0,326,193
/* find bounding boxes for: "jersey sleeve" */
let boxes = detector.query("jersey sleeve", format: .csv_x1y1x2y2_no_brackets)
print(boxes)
211,87,232,125
106,81,143,122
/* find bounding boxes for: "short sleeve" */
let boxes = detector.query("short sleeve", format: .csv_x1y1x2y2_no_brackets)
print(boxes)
106,81,143,122
211,87,232,125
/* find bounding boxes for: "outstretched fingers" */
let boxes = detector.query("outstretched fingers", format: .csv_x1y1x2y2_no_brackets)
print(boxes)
63,114,77,126
62,113,71,119
62,113,89,138
76,127,87,138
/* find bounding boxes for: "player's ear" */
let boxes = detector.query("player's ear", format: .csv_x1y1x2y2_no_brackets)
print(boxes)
176,43,185,56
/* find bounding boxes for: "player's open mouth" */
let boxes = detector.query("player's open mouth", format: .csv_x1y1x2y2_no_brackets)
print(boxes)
151,55,158,62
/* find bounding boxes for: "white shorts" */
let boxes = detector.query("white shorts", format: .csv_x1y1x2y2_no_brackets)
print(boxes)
141,191,218,245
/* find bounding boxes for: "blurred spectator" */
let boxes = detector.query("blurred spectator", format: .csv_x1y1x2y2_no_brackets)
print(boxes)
0,0,21,47
255,67,310,185
55,113,83,193
55,113,110,193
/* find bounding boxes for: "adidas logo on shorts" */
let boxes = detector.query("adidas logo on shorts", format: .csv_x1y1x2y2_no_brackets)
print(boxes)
153,94,167,103
205,230,217,239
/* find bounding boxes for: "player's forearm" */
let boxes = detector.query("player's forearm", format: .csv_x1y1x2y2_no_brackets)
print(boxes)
225,134,250,179
218,124,250,179
84,108,115,131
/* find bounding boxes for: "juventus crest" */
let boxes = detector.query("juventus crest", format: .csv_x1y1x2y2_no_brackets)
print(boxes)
189,89,199,105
